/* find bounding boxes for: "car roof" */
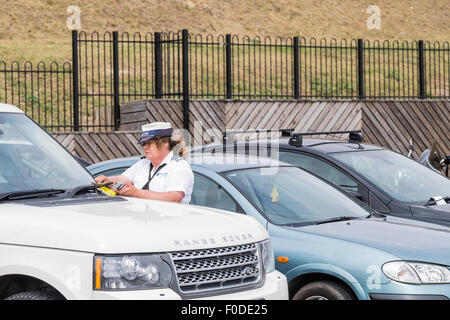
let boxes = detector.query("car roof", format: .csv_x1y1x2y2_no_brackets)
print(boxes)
89,154,293,174
198,137,384,154
0,103,24,113
190,154,293,173
87,156,141,171
274,137,383,153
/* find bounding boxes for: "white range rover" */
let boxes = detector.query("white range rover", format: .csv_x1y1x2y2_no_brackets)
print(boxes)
0,103,288,300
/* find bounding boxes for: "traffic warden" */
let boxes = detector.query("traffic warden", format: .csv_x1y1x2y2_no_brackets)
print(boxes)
94,122,194,204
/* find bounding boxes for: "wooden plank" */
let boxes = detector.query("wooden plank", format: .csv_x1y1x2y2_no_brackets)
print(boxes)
314,102,348,135
198,101,225,129
96,133,129,160
309,101,336,132
191,101,223,131
417,101,449,144
340,102,362,130
60,133,75,149
244,101,272,130
434,101,450,123
159,100,184,128
82,134,108,161
120,101,147,114
411,101,447,150
370,102,406,152
230,101,260,129
112,133,138,157
283,101,309,128
389,101,429,153
252,101,280,129
89,134,115,160
265,101,293,129
372,101,413,154
101,133,135,159
298,101,328,132
124,133,142,155
272,101,298,129
74,134,102,163
362,102,398,150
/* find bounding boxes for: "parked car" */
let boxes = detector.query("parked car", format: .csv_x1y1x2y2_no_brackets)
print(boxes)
0,103,288,300
191,130,450,228
88,154,450,300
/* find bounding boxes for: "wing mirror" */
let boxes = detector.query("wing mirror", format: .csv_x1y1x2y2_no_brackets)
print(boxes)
344,189,363,200
418,140,449,177
407,138,414,158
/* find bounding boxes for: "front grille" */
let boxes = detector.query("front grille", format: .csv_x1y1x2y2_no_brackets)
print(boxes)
170,243,262,295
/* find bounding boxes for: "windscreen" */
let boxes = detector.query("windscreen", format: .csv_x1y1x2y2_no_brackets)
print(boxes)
224,166,369,225
332,149,450,202
0,113,94,194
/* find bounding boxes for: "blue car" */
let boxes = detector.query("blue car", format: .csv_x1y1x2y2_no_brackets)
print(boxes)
88,155,450,300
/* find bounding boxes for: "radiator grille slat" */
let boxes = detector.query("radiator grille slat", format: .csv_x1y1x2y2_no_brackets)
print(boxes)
169,243,262,295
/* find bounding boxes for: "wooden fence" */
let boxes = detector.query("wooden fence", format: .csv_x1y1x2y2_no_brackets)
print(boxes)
51,99,449,163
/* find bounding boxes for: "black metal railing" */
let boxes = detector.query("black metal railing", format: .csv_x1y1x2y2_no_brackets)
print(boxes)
0,61,73,131
0,30,448,131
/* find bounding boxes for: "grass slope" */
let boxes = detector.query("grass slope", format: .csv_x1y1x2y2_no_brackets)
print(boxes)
0,0,449,63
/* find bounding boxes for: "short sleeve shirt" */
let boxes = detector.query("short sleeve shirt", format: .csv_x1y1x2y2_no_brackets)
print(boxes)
121,151,194,204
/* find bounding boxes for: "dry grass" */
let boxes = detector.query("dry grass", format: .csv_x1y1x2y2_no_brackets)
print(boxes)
0,0,449,63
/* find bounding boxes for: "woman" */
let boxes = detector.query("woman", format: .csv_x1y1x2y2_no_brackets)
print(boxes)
94,122,194,204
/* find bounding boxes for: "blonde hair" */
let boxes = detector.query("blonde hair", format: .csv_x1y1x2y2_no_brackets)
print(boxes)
153,134,188,159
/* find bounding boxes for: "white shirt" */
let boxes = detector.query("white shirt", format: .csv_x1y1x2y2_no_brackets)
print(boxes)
121,151,194,204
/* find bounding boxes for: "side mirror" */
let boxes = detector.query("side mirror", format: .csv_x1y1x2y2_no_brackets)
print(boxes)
344,189,363,200
407,138,414,158
442,155,450,177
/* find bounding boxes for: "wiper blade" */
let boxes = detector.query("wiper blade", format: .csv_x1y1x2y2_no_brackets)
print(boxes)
68,183,113,198
315,216,361,225
0,189,66,201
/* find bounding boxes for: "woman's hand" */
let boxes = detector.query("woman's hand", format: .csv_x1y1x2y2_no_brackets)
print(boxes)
94,175,111,184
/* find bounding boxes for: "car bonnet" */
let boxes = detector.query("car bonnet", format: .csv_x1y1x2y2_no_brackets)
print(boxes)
290,216,450,266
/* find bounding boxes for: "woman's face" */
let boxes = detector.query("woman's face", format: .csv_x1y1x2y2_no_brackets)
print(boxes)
142,140,170,161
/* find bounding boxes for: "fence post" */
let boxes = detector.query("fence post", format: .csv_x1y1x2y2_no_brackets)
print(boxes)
357,39,365,100
154,32,162,99
293,36,300,99
112,31,120,130
182,29,190,131
71,30,79,131
226,34,232,99
418,40,426,99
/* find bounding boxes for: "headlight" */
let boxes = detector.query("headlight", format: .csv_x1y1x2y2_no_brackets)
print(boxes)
382,261,450,284
259,239,275,273
94,254,173,290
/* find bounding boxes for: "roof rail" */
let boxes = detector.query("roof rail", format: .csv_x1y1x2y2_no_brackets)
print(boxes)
222,128,294,144
288,130,362,147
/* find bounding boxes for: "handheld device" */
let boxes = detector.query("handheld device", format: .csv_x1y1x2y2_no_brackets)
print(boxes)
113,181,125,191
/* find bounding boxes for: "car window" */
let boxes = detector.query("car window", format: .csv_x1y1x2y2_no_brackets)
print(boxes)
333,150,450,202
279,151,359,192
191,173,238,212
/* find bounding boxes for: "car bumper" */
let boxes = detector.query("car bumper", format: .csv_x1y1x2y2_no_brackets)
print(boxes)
92,270,288,300
365,281,450,300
